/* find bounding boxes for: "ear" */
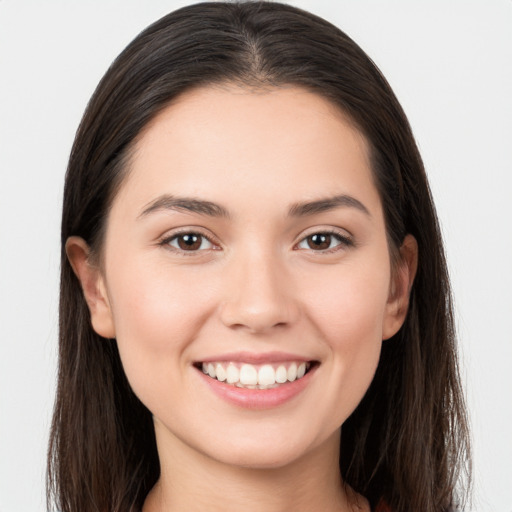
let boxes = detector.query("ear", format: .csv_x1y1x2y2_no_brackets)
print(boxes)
382,234,418,340
66,236,116,339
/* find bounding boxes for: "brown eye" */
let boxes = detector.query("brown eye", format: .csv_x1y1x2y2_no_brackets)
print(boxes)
296,231,352,252
306,233,332,250
168,233,214,251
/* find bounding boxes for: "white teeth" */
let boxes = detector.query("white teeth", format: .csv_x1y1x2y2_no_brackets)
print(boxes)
258,365,276,386
200,361,312,388
287,362,297,382
239,364,258,385
275,365,287,383
226,363,239,384
215,363,227,382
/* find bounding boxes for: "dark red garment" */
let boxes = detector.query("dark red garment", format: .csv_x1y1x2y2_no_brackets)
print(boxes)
374,500,391,512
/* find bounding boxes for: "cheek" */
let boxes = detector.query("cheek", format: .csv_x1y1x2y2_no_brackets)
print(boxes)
110,254,214,339
105,256,216,396
302,263,390,414
305,262,391,347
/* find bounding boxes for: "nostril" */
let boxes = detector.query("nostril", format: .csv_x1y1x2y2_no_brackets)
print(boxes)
219,298,299,334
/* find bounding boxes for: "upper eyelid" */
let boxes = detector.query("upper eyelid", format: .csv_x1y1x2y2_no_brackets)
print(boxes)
296,226,353,242
157,226,353,247
159,227,218,243
158,230,221,254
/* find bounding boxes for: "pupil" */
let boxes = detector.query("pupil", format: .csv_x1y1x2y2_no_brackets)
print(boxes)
179,234,200,250
183,234,197,245
309,233,330,250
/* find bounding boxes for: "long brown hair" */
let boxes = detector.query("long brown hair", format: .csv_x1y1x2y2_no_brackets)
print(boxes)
48,2,471,511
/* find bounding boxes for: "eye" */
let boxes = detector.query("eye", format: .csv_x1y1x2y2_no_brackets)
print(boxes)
296,231,352,252
165,232,215,252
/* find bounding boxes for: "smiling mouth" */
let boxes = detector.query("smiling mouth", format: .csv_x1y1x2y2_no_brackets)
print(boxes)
195,361,316,389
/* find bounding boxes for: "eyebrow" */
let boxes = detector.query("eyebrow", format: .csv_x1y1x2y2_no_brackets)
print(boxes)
138,193,370,220
138,195,230,219
288,194,371,217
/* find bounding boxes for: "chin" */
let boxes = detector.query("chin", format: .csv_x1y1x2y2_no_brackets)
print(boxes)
209,444,307,470
196,426,336,471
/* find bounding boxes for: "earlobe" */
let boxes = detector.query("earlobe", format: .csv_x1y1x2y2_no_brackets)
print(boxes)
65,236,116,339
382,234,418,340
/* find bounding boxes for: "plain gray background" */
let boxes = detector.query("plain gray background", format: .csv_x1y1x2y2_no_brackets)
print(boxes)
1,1,511,511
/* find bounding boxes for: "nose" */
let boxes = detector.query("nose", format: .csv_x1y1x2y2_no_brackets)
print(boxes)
219,248,299,334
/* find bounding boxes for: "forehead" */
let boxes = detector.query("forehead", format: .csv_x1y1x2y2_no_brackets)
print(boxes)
114,85,379,217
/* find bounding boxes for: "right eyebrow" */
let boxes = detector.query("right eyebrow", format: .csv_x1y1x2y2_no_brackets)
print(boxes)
137,194,230,219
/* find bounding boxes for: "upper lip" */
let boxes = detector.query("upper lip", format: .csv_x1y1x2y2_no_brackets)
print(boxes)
196,351,314,364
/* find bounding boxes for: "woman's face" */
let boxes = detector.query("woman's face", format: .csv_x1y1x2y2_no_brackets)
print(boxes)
76,85,412,469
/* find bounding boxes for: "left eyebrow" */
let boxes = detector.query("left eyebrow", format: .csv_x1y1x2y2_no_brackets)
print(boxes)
288,194,371,217
138,194,230,219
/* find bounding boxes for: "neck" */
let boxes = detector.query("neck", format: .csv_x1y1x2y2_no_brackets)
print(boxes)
143,422,368,512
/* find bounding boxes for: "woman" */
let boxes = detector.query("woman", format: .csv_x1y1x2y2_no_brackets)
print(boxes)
47,2,470,511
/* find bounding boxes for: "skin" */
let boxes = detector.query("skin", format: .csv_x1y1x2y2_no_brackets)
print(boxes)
68,85,417,512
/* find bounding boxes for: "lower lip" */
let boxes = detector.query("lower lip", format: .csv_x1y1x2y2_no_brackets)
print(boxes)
196,365,317,410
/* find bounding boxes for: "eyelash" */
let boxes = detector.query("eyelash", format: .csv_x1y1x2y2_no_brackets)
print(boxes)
159,229,219,255
295,230,354,254
159,229,354,255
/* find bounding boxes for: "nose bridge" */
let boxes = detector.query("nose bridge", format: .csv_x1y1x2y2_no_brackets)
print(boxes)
220,241,297,333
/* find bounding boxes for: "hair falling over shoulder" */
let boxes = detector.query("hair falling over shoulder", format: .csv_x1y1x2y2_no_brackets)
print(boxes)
47,2,471,511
